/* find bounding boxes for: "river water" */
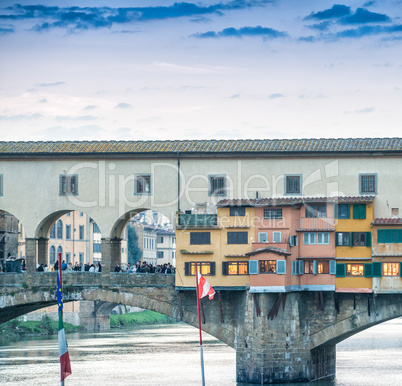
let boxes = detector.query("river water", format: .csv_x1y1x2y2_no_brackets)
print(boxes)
0,318,401,385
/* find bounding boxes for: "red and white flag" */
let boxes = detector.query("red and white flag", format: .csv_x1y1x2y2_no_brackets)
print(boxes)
197,272,215,300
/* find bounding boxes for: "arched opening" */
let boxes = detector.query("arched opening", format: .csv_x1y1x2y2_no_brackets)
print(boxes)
36,210,102,272
110,209,175,273
0,209,27,273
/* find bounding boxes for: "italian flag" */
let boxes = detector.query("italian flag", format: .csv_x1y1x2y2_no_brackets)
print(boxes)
57,271,72,382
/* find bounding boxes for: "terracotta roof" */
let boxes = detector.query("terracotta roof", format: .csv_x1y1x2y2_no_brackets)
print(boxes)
372,218,402,225
246,246,291,257
218,196,375,207
0,137,401,154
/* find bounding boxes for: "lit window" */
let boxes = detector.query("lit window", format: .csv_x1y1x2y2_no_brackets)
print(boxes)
346,264,364,277
383,263,399,276
318,261,329,274
223,261,248,275
185,262,215,276
259,260,277,274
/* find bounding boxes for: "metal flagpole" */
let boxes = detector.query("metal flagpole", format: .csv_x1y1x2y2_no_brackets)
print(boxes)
58,252,64,386
195,262,206,386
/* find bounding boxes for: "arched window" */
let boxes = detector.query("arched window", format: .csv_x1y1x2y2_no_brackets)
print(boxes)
49,246,56,265
49,224,56,239
57,220,63,239
57,246,63,261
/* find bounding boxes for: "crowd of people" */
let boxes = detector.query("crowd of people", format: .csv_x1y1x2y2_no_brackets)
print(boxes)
115,261,175,274
35,260,174,274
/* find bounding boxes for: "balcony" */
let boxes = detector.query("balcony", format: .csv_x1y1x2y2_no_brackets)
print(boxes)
299,217,335,231
177,214,218,229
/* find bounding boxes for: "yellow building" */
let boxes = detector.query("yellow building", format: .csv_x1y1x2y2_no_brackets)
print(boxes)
175,206,253,290
335,197,375,292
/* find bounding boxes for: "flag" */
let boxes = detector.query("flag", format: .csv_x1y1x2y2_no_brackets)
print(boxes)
197,272,215,300
57,271,72,382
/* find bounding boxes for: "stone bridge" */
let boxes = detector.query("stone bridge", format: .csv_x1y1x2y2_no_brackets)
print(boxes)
1,272,402,384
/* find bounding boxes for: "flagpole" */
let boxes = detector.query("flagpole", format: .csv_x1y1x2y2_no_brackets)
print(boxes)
58,252,65,386
195,262,206,386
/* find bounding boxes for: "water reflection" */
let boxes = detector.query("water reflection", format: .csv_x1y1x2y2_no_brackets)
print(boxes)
0,319,401,385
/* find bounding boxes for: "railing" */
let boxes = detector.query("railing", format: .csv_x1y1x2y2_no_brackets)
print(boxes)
178,214,217,227
299,217,335,230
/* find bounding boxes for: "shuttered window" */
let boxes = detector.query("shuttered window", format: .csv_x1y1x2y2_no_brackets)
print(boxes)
336,263,345,277
249,260,259,275
59,174,78,195
135,174,151,194
190,232,211,245
335,204,350,219
184,262,215,276
227,231,248,244
276,260,286,274
353,204,366,219
222,261,248,275
377,229,402,243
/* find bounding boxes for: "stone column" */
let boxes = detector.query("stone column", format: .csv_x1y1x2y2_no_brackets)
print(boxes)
111,237,122,270
235,292,336,384
37,237,49,266
101,238,112,279
25,238,38,275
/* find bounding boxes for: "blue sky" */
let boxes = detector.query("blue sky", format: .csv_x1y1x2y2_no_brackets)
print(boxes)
0,0,401,141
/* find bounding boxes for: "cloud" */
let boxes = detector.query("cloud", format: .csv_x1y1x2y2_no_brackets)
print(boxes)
36,81,65,87
268,93,285,99
115,102,133,109
345,107,375,114
83,105,98,110
55,115,97,121
0,25,15,34
1,1,272,32
193,25,287,39
305,5,351,21
340,8,391,24
308,21,333,31
0,113,43,121
230,94,240,99
333,24,402,39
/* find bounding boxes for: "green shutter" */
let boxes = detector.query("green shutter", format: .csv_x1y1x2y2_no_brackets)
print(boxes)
385,230,392,243
360,205,366,219
222,262,228,275
373,262,382,277
366,232,371,247
400,262,402,278
353,204,366,219
335,232,339,246
336,263,346,277
364,263,373,277
184,262,191,276
334,204,339,219
349,232,353,247
210,262,216,275
346,204,350,219
378,230,385,243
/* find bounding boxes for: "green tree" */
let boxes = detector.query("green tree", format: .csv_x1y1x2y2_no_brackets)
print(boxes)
127,226,142,264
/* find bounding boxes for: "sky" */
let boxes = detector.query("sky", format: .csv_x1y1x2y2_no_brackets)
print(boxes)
0,0,402,141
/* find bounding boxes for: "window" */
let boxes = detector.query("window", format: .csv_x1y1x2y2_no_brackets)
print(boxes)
352,232,368,247
227,231,248,244
335,204,350,219
158,236,164,243
185,262,215,276
318,261,329,274
359,173,377,194
49,224,56,239
80,212,84,217
346,263,364,277
79,225,85,240
209,175,226,196
222,261,248,275
49,246,56,265
305,205,327,218
79,252,84,264
56,220,63,239
0,174,3,196
317,232,329,245
304,261,315,274
66,252,71,264
135,174,151,194
57,246,63,260
263,209,282,219
272,231,281,243
157,251,164,259
285,175,301,195
392,208,399,218
259,260,277,274
59,175,78,195
66,225,71,240
353,204,366,219
258,232,268,243
93,243,102,253
303,232,316,245
290,235,298,247
383,263,400,277
230,207,245,216
93,223,101,233
66,212,71,217
190,232,211,245
336,232,351,246
377,229,402,243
